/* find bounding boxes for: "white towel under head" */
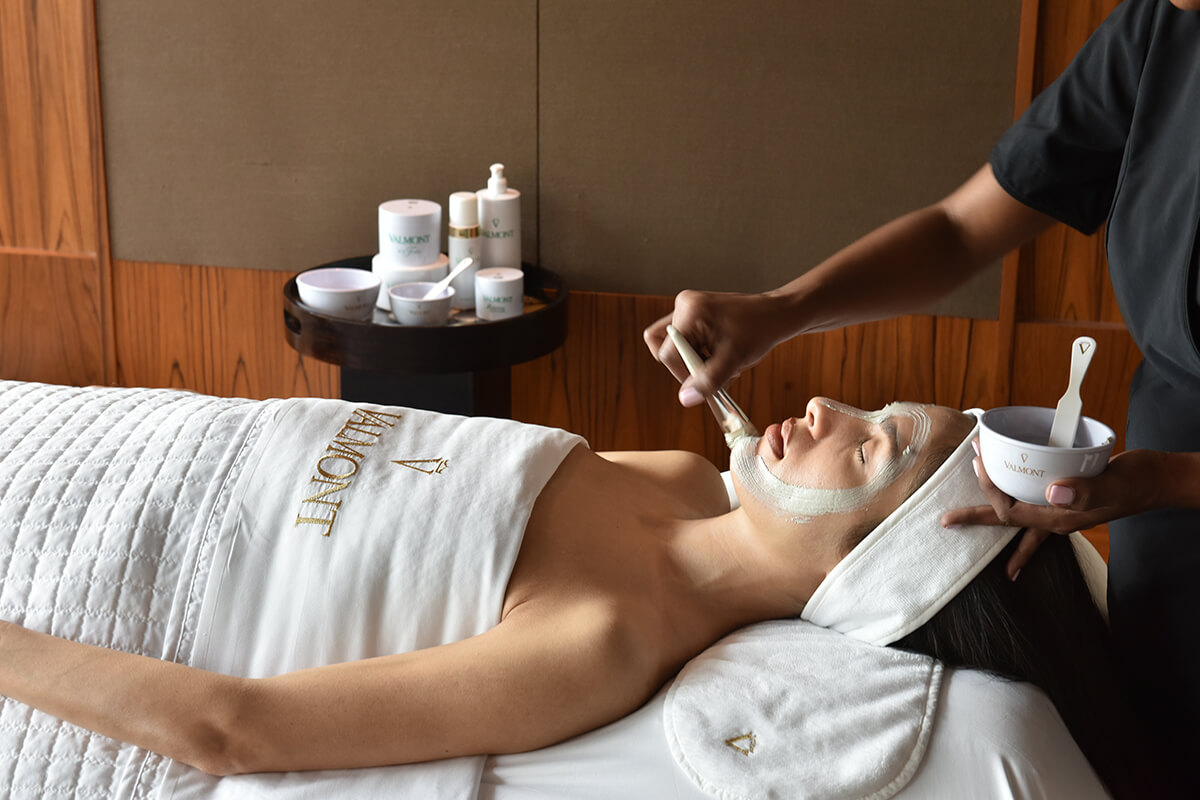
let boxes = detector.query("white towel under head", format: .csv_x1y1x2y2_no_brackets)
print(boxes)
801,409,1018,646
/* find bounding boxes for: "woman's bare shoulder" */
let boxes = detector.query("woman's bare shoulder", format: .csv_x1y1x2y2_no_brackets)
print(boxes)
597,449,729,517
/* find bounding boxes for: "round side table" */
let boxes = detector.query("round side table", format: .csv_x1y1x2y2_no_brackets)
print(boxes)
283,256,568,417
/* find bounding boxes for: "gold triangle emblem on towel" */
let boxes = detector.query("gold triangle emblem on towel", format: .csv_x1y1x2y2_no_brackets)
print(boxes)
391,458,449,475
725,732,756,756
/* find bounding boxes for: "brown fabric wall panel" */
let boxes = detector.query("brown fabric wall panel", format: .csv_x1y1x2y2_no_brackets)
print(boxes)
112,259,337,399
538,0,1019,316
96,1,536,272
0,252,106,385
0,0,101,254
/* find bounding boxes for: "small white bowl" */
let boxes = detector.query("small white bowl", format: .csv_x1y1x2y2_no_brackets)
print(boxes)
296,268,380,321
372,253,449,309
979,406,1115,505
388,282,454,326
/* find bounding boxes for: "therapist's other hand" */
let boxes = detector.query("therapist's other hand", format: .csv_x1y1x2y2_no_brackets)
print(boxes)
941,446,1165,577
644,290,792,406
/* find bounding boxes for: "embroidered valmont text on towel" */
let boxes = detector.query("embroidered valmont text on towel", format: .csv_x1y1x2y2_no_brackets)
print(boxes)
294,407,403,536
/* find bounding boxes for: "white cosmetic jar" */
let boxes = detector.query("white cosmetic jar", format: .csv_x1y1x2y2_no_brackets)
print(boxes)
388,282,455,327
474,267,524,321
296,267,381,321
979,406,1115,505
378,199,442,266
372,253,449,309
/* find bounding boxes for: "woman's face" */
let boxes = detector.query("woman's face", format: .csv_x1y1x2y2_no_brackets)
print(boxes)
731,398,970,533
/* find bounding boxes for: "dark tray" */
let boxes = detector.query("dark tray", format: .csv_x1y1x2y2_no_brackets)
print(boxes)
283,255,568,374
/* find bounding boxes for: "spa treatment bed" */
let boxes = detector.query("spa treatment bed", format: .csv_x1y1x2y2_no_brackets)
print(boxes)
0,380,1107,799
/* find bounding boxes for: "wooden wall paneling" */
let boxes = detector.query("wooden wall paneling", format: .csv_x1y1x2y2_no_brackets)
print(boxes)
0,0,113,385
932,316,1004,411
0,251,106,385
112,260,337,400
1021,225,1124,323
0,0,99,253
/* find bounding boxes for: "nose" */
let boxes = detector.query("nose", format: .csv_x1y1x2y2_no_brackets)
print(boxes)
805,397,831,439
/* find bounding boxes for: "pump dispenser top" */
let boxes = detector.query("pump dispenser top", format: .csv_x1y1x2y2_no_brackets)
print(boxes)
478,163,521,268
487,163,508,195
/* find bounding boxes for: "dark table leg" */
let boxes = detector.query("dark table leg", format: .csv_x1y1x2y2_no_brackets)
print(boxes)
340,366,512,418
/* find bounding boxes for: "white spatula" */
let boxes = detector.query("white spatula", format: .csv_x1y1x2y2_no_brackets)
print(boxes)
1047,336,1097,448
421,257,475,300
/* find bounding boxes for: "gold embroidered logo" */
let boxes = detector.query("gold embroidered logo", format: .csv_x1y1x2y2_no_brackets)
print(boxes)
725,732,756,756
391,458,449,475
294,408,402,537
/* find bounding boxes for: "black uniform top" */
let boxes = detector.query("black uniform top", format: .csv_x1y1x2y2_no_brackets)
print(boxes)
991,0,1200,397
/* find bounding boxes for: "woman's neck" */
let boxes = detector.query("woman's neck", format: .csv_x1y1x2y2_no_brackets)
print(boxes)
657,510,825,636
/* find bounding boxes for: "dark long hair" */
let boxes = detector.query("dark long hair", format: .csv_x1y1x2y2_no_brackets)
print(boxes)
893,535,1171,799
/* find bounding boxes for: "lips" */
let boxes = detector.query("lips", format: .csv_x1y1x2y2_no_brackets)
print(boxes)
764,423,785,459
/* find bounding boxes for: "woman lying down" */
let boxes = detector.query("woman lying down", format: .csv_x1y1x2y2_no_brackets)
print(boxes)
0,381,1160,798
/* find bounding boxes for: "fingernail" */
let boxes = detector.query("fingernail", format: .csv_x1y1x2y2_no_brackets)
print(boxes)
972,459,980,478
1010,568,1021,583
971,440,979,456
943,523,961,529
679,387,703,407
1048,485,1075,506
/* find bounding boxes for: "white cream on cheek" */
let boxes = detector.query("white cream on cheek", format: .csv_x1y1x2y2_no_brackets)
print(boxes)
731,401,931,522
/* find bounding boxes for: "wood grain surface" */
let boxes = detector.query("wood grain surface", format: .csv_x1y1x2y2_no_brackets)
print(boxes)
112,259,336,400
0,250,105,385
0,0,100,255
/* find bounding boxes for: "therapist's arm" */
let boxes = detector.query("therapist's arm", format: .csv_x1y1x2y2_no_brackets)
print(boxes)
645,164,1057,402
943,448,1200,576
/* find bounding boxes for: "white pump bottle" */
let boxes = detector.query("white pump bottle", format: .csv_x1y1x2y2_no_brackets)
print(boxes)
477,163,521,269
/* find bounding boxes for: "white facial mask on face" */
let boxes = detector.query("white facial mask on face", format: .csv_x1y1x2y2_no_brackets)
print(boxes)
731,401,931,522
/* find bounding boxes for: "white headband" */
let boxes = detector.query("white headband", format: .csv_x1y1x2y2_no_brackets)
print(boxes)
800,409,1018,645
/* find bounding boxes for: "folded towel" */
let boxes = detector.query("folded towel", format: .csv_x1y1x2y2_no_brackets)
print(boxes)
665,620,941,800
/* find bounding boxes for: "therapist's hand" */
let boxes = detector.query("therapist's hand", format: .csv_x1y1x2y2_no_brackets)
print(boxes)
941,445,1167,578
643,290,794,406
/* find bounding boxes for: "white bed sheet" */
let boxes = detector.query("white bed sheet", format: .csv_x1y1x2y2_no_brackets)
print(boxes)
480,668,1108,800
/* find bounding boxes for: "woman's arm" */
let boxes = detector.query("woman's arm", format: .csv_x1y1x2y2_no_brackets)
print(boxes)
0,602,653,775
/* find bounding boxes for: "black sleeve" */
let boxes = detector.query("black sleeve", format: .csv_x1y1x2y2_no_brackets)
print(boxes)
990,0,1158,234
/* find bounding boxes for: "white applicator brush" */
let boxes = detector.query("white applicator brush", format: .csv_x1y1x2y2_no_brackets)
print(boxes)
666,325,758,448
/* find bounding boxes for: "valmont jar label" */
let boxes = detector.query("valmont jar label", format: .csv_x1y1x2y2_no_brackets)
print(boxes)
474,267,524,321
378,199,442,266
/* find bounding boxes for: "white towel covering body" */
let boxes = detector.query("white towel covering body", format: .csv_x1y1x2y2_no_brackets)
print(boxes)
0,383,582,799
167,397,583,798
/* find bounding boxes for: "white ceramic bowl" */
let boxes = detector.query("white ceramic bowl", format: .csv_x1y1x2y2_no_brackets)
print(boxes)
372,253,449,309
388,282,454,326
979,406,1115,505
296,267,380,321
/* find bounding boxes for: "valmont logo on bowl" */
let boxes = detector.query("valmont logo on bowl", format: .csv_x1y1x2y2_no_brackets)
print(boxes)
979,406,1114,505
